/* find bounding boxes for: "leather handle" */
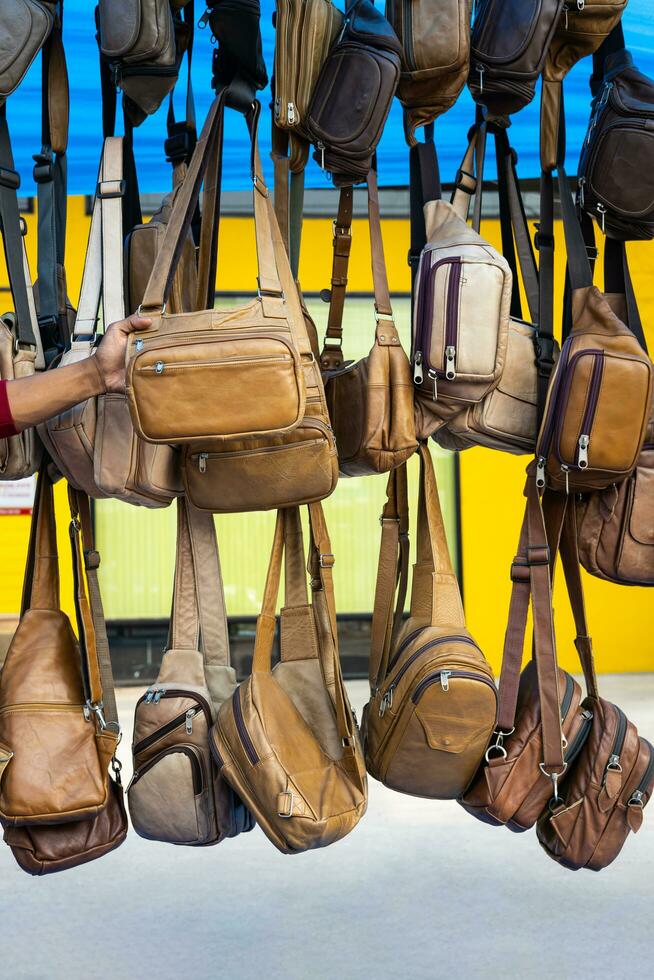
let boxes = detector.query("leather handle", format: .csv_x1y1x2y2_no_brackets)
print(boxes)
283,508,309,609
20,469,59,615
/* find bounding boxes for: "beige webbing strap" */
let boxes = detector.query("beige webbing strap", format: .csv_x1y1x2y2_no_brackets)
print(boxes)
99,136,125,327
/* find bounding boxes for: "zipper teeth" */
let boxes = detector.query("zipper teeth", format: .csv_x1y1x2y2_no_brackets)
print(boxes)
417,257,463,379
538,340,572,456
411,670,497,705
634,741,654,795
445,261,462,355
136,689,213,726
560,673,575,721
576,353,604,461
0,702,85,714
133,707,199,757
232,687,259,766
194,434,326,464
387,628,423,673
403,0,416,70
137,354,291,373
564,711,593,766
384,636,483,695
610,705,628,761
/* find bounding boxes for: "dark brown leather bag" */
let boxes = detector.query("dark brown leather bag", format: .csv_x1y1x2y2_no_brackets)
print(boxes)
386,0,472,143
306,0,401,184
363,444,497,799
468,0,565,120
320,172,417,476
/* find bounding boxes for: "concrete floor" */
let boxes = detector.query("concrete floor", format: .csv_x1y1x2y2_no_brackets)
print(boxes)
1,676,653,980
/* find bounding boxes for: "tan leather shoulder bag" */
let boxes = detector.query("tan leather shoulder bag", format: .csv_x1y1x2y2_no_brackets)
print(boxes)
210,504,367,853
128,496,253,846
363,443,497,799
320,171,417,477
39,136,182,506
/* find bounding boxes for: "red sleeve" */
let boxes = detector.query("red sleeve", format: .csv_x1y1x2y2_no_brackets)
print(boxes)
0,379,19,439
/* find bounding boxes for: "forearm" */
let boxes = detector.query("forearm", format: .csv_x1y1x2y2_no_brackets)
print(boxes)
6,357,106,430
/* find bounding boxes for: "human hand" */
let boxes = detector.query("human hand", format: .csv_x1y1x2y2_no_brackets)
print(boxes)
94,314,152,393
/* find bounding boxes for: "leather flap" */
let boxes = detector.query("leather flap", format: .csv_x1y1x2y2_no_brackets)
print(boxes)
548,797,583,849
472,0,542,64
415,706,491,755
629,467,654,545
97,0,142,57
0,0,53,93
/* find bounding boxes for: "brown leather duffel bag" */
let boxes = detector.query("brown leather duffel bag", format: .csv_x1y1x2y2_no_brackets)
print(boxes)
320,171,417,477
210,505,367,853
363,444,497,799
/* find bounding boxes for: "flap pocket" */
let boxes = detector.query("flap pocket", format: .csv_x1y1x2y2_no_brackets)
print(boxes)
0,0,53,98
415,707,493,754
629,466,654,545
97,0,142,57
128,746,211,845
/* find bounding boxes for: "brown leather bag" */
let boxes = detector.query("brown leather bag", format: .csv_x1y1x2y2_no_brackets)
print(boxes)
540,0,628,172
320,171,417,477
210,505,367,853
0,473,121,828
363,444,497,799
39,137,183,506
128,497,253,845
386,0,472,143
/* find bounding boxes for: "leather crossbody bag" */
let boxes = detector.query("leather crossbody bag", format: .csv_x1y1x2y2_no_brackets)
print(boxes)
0,472,121,828
128,497,253,846
385,0,472,143
306,0,401,185
320,171,417,477
39,137,182,506
363,444,497,799
577,27,654,242
3,488,127,874
0,0,54,101
535,168,653,494
540,0,627,172
468,0,565,120
210,504,368,854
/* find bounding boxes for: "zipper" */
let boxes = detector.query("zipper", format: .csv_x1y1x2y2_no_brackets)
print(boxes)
564,709,593,766
411,670,497,704
575,352,604,469
193,419,332,473
444,261,462,380
136,689,213,728
336,16,350,46
604,706,628,781
414,257,462,393
128,746,204,795
560,673,575,723
537,340,572,462
387,628,424,674
232,687,259,765
628,741,654,809
132,706,203,757
0,702,87,716
136,353,292,375
131,330,299,358
379,635,483,715
403,1,416,71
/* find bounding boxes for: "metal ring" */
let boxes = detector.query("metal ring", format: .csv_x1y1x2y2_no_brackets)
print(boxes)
493,727,515,738
136,303,166,317
485,743,508,763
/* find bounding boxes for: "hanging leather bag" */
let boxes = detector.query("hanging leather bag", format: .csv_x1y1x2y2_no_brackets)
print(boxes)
534,168,653,494
128,497,253,845
0,0,54,102
210,505,368,854
577,28,654,242
0,472,121,828
306,0,401,185
540,0,628,172
39,137,182,506
385,0,472,144
3,489,128,874
363,444,497,799
468,0,565,120
320,171,417,477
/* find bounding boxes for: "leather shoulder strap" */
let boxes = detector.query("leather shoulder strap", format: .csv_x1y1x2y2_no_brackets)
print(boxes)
20,469,59,614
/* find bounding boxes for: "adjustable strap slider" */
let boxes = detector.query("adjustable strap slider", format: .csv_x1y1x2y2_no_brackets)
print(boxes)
0,165,20,190
32,152,53,184
84,549,101,571
319,552,335,569
454,168,476,194
97,179,126,200
164,128,196,165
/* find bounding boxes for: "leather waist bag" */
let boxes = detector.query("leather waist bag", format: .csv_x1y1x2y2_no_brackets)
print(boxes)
0,474,120,828
128,498,253,846
386,0,472,143
363,445,497,799
468,0,565,120
306,0,401,185
535,170,653,494
540,0,627,172
460,481,595,831
39,137,182,506
537,696,654,871
210,505,368,854
273,0,343,171
320,173,417,477
0,0,54,101
96,0,191,122
578,39,654,241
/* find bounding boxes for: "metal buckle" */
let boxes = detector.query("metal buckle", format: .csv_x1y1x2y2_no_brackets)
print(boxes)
136,303,166,317
319,553,335,569
277,791,295,818
540,762,568,807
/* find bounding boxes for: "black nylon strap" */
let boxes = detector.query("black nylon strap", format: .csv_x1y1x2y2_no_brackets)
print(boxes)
408,120,440,293
591,21,626,96
604,236,648,351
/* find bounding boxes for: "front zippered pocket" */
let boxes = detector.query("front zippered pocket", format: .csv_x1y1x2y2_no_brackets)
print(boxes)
411,670,498,703
232,687,259,765
380,635,484,714
129,745,205,796
191,418,334,473
627,741,654,809
133,705,204,757
135,353,292,376
413,256,462,394
573,351,604,469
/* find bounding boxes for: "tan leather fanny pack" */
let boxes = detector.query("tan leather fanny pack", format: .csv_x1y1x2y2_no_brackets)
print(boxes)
210,505,367,854
320,172,417,477
0,473,120,828
363,444,497,799
128,497,253,846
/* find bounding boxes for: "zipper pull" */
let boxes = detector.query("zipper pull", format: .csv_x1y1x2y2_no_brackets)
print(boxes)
596,203,606,233
317,141,325,170
185,709,195,735
561,463,570,495
440,671,451,692
445,345,456,381
287,102,296,125
577,0,585,9
607,753,623,773
145,688,155,704
83,704,92,722
274,96,281,119
628,789,645,808
428,368,438,400
198,453,208,474
536,456,546,489
154,360,165,375
476,64,485,94
578,434,590,469
379,687,394,717
413,350,424,385
337,16,350,44
578,176,586,209
563,3,569,29
198,9,210,28
153,689,164,704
